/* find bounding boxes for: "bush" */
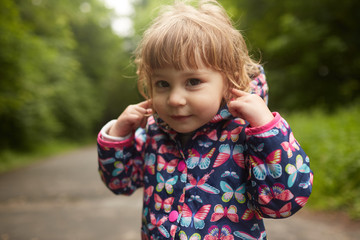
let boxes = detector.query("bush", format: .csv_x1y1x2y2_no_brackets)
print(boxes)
285,104,360,218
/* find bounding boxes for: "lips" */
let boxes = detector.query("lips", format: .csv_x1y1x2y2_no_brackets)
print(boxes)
170,115,191,121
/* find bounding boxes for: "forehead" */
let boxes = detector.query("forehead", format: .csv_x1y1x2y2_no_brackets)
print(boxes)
146,46,214,75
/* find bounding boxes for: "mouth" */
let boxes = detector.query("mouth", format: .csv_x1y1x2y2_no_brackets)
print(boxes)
170,115,192,121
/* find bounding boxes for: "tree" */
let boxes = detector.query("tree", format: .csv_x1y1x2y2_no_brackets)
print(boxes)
221,0,360,111
0,0,134,150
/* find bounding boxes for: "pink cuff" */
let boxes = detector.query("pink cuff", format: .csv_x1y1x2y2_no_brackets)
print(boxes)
97,132,134,149
245,112,281,136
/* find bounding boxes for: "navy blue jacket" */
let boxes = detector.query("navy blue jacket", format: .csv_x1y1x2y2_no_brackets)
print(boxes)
97,70,312,239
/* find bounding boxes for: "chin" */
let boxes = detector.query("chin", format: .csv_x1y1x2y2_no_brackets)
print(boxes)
171,126,195,134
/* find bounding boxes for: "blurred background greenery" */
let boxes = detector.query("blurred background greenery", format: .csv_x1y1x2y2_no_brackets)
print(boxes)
0,0,359,218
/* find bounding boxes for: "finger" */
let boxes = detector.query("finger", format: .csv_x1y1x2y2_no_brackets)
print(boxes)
227,99,242,114
133,109,150,128
138,99,152,109
143,108,153,117
230,88,249,98
227,104,243,119
127,112,144,123
137,100,153,116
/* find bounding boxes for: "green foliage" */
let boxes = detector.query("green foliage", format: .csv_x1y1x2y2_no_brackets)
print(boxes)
132,0,173,34
220,0,360,111
285,104,360,218
0,0,138,151
0,0,62,149
132,0,360,111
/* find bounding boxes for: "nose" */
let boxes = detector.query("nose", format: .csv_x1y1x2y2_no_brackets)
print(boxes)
168,88,186,107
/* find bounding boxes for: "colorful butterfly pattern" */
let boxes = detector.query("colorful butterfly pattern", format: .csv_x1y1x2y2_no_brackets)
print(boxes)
210,204,239,223
234,230,266,240
285,155,311,187
192,129,218,141
213,144,245,169
250,149,282,180
249,143,264,153
221,170,240,179
241,208,262,221
219,126,243,142
157,156,178,173
299,172,314,189
97,69,313,239
179,231,201,240
295,196,309,207
258,183,294,205
261,202,292,218
187,148,216,169
144,186,154,205
204,225,234,240
145,153,156,175
189,195,203,203
275,119,289,136
148,212,170,238
185,170,220,194
154,194,174,213
180,203,211,229
156,173,178,194
281,132,300,158
112,161,124,176
220,181,246,203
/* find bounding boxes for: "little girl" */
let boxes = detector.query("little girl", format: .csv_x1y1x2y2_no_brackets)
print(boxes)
97,1,313,239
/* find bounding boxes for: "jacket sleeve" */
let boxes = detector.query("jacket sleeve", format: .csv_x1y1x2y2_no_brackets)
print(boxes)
244,113,313,218
97,126,147,195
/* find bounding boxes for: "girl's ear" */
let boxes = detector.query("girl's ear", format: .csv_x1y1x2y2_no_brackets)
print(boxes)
148,98,156,114
226,71,242,101
221,73,232,103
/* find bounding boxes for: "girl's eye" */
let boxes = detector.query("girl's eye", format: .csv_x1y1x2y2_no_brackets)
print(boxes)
155,80,169,88
187,78,201,86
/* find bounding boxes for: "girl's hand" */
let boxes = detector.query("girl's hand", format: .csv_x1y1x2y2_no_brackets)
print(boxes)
228,89,274,127
109,100,153,137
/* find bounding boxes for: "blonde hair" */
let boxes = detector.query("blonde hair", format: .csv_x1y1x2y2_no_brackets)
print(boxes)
135,0,260,101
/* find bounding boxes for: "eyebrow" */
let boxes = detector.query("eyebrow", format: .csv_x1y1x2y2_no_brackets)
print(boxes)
151,73,166,78
182,72,205,77
152,70,208,78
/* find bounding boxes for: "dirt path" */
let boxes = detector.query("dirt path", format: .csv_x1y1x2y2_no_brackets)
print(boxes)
0,146,359,240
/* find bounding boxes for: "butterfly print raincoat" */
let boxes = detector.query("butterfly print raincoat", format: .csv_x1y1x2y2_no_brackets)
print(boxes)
97,69,313,240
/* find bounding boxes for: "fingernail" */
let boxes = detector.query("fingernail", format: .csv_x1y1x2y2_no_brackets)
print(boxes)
144,109,153,117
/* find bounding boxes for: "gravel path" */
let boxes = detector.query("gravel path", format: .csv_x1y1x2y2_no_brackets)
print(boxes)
0,146,359,240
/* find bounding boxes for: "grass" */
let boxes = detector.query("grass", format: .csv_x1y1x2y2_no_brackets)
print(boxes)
0,139,93,174
284,105,360,219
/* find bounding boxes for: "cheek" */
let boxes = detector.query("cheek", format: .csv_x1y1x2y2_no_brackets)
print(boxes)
209,87,226,105
151,95,164,113
192,94,222,115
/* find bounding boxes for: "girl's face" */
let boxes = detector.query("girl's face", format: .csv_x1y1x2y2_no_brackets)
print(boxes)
151,67,225,133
